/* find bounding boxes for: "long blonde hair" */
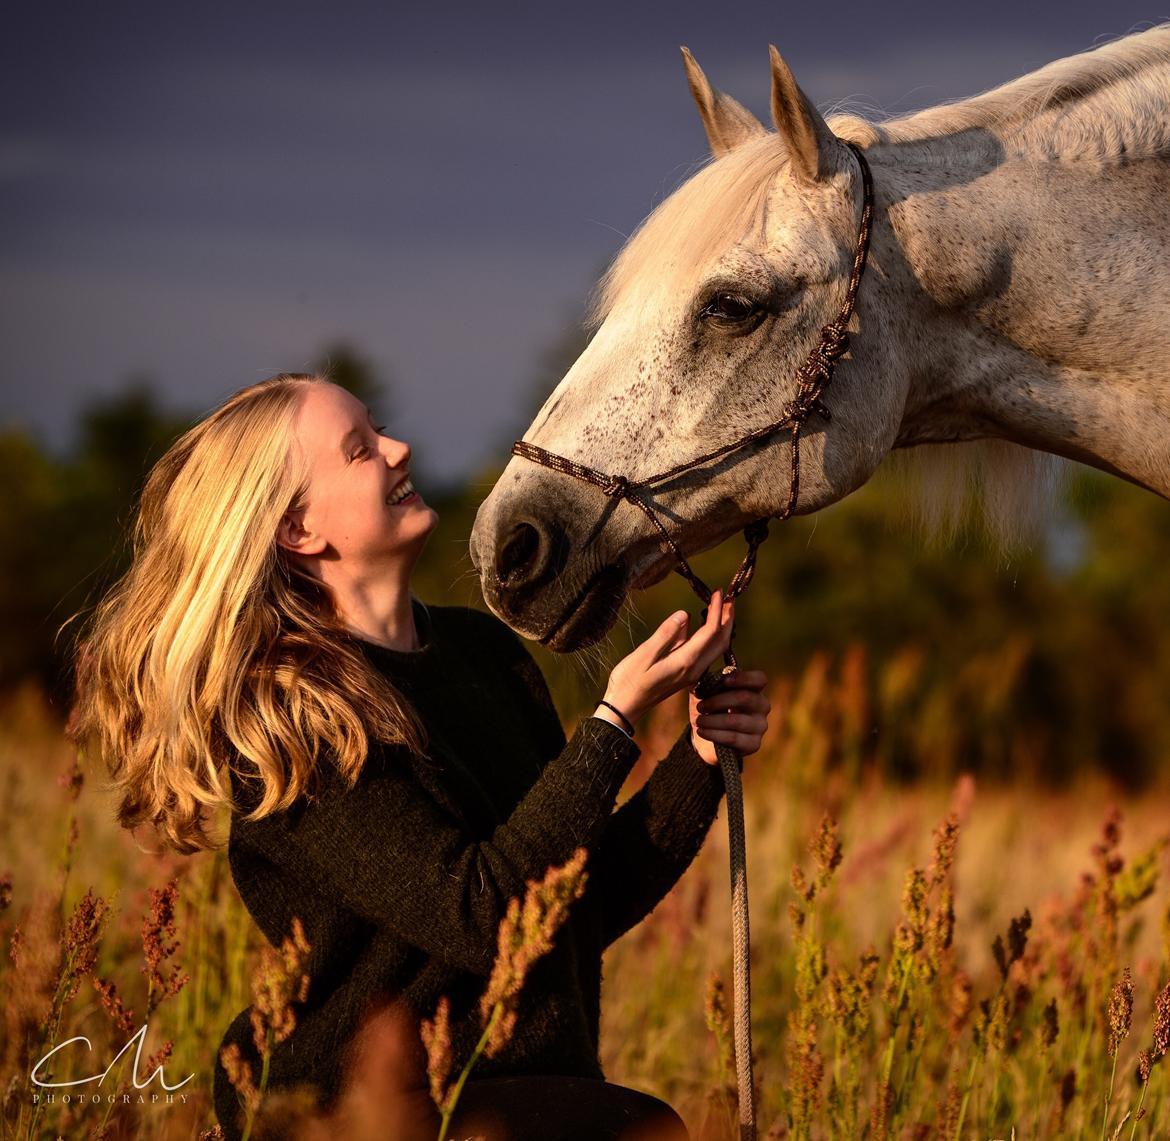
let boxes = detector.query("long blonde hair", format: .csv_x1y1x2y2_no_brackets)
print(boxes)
65,373,429,854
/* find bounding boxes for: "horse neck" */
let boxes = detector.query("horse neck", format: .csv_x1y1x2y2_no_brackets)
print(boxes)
878,133,1170,498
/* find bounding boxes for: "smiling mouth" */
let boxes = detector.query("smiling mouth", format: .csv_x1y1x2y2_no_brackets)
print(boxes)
386,476,417,506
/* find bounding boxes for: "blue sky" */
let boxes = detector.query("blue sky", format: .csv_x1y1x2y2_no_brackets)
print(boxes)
2,2,1163,486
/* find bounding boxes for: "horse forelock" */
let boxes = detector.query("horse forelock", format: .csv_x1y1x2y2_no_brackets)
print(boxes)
586,134,794,331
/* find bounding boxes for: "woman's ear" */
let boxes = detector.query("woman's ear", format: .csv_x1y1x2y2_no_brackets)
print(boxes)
276,509,328,557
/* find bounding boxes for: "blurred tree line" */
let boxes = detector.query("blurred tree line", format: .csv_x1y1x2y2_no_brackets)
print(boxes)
4,334,1170,789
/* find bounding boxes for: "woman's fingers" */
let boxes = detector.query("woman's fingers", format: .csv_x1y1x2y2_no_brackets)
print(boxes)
689,664,771,760
689,594,733,670
694,709,768,734
612,594,750,725
717,669,768,691
643,609,691,662
695,689,771,715
654,590,731,678
693,726,764,756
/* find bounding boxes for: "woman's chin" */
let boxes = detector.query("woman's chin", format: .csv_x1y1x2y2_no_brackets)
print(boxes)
385,495,439,523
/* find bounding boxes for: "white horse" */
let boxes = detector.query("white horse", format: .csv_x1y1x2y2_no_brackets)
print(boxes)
470,26,1170,650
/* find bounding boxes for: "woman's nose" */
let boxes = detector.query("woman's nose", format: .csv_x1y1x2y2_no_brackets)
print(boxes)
381,436,411,467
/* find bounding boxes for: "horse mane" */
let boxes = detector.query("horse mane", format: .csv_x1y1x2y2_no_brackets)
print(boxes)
883,442,1067,552
829,22,1170,163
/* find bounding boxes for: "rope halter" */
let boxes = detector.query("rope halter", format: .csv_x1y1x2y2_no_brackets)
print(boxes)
509,141,874,634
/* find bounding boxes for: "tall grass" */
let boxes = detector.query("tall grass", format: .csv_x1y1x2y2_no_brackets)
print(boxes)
2,647,1169,1139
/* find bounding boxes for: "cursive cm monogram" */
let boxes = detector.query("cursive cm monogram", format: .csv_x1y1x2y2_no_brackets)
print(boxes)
31,1023,195,1091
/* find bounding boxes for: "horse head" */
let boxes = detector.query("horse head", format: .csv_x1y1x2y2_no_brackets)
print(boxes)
472,47,909,650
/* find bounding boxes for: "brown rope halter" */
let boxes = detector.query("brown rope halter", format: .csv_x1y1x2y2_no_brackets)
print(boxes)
510,141,874,638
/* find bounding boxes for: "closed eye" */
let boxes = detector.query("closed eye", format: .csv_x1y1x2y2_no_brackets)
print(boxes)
350,424,389,461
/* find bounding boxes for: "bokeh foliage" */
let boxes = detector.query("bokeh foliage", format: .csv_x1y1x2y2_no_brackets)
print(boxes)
3,348,1169,788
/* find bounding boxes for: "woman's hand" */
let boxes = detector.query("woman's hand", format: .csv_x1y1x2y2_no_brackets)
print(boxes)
687,669,771,766
598,589,734,729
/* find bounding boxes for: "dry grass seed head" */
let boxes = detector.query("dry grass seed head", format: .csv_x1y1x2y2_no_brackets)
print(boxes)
61,889,110,1004
250,915,312,1056
812,815,843,890
479,847,589,1059
1040,997,1059,1049
219,1041,261,1115
1153,980,1170,1058
142,878,189,1010
420,994,454,1114
1107,966,1134,1056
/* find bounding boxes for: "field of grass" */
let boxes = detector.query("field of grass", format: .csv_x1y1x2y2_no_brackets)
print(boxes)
2,656,1169,1140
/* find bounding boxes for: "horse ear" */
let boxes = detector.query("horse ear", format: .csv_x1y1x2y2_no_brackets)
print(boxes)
681,46,767,158
768,44,839,183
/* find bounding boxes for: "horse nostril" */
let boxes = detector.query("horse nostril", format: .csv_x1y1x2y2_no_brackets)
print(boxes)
498,521,541,588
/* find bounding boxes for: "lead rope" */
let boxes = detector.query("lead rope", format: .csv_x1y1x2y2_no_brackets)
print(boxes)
694,656,756,1141
509,143,874,1141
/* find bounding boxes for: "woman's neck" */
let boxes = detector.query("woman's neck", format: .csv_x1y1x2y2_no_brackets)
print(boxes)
329,571,420,651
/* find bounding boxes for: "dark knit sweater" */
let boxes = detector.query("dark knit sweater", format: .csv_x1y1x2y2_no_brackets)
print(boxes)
212,599,732,1140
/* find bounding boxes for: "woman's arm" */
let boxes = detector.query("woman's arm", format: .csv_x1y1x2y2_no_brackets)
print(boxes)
232,710,640,978
496,621,735,950
591,725,735,948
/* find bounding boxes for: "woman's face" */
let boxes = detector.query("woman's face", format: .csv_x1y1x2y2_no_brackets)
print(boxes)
278,382,438,572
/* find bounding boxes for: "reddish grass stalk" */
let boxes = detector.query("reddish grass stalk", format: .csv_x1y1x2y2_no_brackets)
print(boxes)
421,847,588,1141
218,915,312,1141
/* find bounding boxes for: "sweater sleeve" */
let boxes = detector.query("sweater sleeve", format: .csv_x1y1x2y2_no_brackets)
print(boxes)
490,618,734,950
591,724,734,949
231,712,640,979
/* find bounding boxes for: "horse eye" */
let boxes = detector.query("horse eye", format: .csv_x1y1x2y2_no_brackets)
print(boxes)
700,293,761,326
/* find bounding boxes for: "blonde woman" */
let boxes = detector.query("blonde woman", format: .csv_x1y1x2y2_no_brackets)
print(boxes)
67,373,772,1141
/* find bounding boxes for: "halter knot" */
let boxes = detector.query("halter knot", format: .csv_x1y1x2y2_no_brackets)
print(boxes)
744,519,770,545
820,321,850,359
602,474,630,499
802,324,848,383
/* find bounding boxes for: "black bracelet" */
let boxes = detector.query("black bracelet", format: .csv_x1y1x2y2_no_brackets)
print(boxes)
597,699,636,738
